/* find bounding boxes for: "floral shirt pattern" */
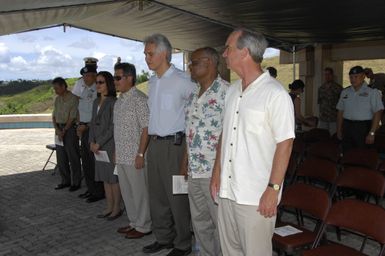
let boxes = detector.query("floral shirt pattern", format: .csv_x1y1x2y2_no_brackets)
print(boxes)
318,81,342,122
114,87,149,165
185,76,229,178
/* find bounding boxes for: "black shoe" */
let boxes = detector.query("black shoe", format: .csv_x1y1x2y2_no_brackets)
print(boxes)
106,209,123,221
143,242,174,254
78,191,91,198
86,195,105,203
96,212,111,218
166,248,192,256
54,183,70,190
69,185,81,192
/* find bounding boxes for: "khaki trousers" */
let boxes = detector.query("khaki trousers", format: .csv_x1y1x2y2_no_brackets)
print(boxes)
117,164,152,233
218,198,276,256
188,177,221,256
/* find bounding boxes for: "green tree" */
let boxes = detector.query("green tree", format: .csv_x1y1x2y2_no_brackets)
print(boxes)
136,70,150,84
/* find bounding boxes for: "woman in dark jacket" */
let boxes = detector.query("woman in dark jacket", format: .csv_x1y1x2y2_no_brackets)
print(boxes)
289,79,317,130
89,71,121,220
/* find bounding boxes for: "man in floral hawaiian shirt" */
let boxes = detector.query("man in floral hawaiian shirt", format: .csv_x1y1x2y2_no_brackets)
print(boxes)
181,47,229,256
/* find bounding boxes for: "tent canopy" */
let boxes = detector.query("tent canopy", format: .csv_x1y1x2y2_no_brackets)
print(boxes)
1,0,385,52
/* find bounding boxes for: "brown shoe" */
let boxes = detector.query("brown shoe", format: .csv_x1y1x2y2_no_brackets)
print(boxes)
125,229,152,239
117,225,133,234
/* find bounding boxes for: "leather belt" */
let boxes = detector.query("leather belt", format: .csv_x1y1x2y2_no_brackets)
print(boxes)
151,131,185,141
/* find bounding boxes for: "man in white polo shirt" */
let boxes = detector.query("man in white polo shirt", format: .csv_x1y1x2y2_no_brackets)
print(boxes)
210,28,295,255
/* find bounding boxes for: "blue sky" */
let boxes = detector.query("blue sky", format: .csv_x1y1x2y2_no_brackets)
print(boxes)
0,26,279,81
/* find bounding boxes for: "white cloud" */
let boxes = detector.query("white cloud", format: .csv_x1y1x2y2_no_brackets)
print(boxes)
68,37,97,49
36,45,72,66
43,36,54,41
0,42,10,62
17,34,37,43
8,56,28,72
93,52,107,61
0,42,8,55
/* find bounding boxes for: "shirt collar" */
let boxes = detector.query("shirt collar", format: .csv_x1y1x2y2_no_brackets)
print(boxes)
120,86,136,99
83,82,96,90
236,71,270,94
157,64,175,79
196,75,222,95
351,81,368,92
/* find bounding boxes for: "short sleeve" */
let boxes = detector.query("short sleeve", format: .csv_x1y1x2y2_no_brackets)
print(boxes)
371,89,384,112
69,96,79,119
269,91,295,143
71,79,83,97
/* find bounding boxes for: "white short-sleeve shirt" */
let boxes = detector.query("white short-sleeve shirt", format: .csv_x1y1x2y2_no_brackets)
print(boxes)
219,72,295,206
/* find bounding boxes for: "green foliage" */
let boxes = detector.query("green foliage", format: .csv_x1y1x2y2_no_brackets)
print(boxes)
137,70,150,84
0,82,55,114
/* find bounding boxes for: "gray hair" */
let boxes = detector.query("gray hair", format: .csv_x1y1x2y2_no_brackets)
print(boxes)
143,33,172,63
234,28,268,63
195,47,220,68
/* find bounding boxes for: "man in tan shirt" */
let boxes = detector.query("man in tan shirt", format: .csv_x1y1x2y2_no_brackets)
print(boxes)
52,77,82,191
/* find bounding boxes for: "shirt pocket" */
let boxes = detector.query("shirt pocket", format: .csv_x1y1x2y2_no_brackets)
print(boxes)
243,109,265,135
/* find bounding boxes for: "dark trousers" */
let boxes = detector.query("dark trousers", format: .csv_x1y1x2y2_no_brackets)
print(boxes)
81,129,104,197
342,119,371,152
56,126,81,186
147,138,191,250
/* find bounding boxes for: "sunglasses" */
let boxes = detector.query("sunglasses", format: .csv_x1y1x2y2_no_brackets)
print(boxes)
96,81,106,85
113,75,127,81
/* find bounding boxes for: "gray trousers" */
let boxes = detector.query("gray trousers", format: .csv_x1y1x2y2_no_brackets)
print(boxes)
55,126,81,186
81,130,104,196
188,177,221,256
117,164,152,233
147,139,191,250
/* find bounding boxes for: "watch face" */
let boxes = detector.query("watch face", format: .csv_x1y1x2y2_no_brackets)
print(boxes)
273,184,280,190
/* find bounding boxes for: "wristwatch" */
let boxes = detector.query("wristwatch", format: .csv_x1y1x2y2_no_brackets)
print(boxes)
268,182,281,191
137,153,144,158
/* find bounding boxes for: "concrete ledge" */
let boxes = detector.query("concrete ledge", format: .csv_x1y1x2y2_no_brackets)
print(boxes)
0,114,53,129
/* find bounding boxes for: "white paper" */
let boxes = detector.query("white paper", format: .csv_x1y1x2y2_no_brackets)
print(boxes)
172,175,188,194
274,225,303,237
113,165,118,176
55,135,64,146
94,150,110,163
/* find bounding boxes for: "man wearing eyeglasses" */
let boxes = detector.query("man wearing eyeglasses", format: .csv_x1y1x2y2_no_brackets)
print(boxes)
142,34,195,256
113,62,152,239
180,47,229,256
72,58,105,201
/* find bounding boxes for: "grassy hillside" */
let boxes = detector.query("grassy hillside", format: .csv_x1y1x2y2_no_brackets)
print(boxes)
1,56,384,115
0,78,77,114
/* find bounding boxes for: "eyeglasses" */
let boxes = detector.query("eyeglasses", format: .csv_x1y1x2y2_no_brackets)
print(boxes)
188,57,209,67
96,81,106,85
